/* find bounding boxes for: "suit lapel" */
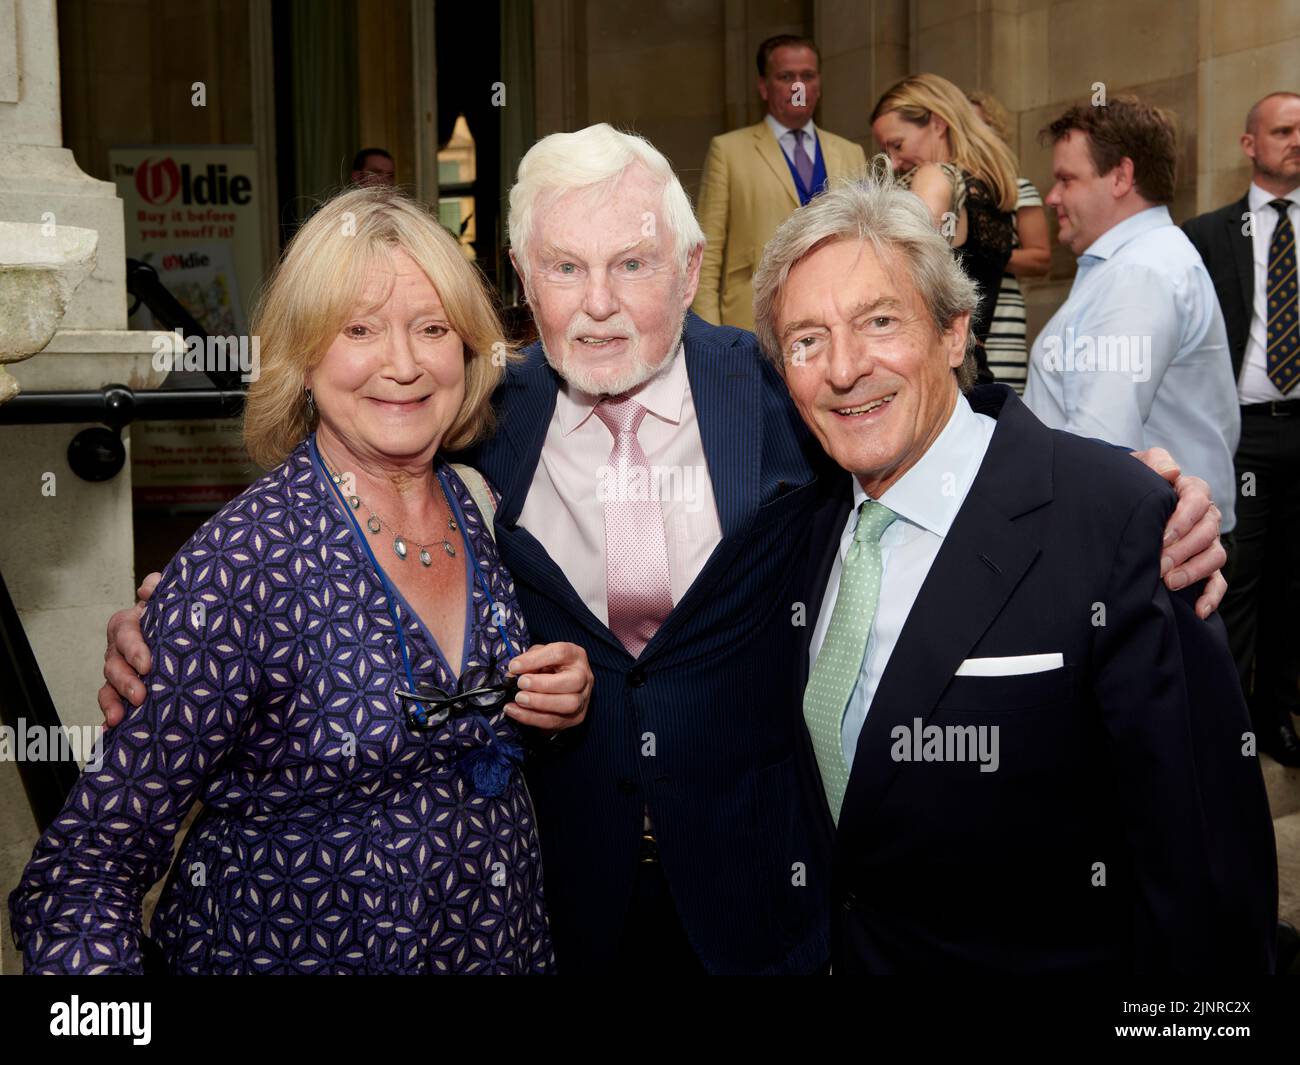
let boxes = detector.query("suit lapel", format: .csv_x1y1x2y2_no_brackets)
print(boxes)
496,521,626,656
639,317,764,658
1228,194,1253,322
753,123,799,211
837,388,1052,833
491,354,625,656
494,355,557,528
822,136,849,181
822,138,838,180
685,321,762,539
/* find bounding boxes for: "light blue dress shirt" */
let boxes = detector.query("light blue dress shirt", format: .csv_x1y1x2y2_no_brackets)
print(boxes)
808,393,996,770
1024,206,1240,531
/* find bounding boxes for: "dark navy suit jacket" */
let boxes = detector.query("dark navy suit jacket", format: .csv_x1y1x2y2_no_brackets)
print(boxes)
1182,194,1253,382
468,312,839,973
798,385,1277,973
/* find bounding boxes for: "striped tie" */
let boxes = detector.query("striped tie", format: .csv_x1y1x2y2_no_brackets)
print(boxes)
1266,198,1298,394
594,397,674,656
803,500,896,824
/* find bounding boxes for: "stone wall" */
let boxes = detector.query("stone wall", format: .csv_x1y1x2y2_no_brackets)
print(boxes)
531,0,1299,336
57,0,255,184
901,0,1300,338
1,0,178,973
532,0,815,200
815,0,909,148
47,0,1300,329
1197,0,1300,212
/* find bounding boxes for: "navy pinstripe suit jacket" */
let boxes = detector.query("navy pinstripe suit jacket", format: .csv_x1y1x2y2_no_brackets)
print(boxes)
469,312,841,973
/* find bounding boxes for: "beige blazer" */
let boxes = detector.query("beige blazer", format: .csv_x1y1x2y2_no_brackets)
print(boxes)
692,121,868,332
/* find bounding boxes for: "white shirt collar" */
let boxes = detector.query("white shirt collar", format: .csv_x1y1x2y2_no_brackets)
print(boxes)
850,391,985,540
555,342,688,437
1248,182,1300,212
765,112,816,143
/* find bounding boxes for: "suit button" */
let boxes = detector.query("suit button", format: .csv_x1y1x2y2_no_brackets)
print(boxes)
617,778,637,795
627,667,647,688
841,891,859,912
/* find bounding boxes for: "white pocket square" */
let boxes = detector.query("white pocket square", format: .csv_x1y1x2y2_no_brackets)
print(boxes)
954,653,1064,677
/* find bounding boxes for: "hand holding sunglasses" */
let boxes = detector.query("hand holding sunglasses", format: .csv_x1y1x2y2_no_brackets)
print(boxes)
399,641,593,732
398,667,521,730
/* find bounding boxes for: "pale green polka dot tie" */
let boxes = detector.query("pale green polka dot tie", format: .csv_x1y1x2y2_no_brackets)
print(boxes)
804,500,896,825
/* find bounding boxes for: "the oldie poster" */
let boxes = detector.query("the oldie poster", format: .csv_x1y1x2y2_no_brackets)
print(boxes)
110,146,264,506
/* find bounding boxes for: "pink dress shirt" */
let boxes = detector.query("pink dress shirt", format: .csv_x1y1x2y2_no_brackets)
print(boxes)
517,345,723,627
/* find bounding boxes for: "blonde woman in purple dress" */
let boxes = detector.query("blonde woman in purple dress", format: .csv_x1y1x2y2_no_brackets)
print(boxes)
10,187,592,974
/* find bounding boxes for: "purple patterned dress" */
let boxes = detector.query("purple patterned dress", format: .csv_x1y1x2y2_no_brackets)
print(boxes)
9,438,554,974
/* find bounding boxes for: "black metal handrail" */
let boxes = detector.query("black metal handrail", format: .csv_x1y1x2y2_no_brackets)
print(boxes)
0,257,249,427
126,257,245,393
0,384,245,426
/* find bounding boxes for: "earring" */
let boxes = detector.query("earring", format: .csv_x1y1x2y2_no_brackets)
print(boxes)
304,387,317,419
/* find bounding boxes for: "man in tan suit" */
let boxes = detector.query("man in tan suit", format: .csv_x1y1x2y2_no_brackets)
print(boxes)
693,35,868,331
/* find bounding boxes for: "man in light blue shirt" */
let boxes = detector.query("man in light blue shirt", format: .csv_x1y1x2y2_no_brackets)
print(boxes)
1025,97,1240,532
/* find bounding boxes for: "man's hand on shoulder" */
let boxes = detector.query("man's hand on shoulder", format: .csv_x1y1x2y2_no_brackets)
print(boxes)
98,572,162,727
1129,448,1227,619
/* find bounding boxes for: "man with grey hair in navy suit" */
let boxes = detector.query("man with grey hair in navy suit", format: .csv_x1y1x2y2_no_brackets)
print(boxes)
754,174,1276,972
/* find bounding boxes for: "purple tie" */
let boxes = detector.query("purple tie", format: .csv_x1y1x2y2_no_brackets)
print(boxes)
594,397,674,656
792,129,815,192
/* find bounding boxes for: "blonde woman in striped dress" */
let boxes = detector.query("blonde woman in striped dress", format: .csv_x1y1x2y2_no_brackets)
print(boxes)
967,89,1052,393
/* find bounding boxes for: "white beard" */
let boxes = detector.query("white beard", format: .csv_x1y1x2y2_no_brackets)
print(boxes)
541,313,686,397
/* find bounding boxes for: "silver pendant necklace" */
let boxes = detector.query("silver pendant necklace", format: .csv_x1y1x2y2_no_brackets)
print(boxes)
320,451,457,566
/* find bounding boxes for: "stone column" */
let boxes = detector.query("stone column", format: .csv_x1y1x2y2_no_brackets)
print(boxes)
0,0,172,738
816,0,908,150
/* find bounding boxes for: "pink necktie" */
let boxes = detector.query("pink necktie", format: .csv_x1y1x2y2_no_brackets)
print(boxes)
594,396,674,656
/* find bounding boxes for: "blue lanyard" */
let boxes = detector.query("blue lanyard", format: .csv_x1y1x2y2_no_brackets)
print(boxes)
309,435,516,701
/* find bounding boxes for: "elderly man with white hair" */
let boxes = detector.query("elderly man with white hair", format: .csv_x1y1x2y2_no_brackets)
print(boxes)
477,123,841,973
754,174,1275,973
102,125,1232,975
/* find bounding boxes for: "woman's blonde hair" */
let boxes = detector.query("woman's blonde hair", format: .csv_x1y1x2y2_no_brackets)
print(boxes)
243,186,510,469
872,73,1020,213
965,88,1014,148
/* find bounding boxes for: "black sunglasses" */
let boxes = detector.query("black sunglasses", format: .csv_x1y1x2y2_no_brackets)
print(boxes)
397,665,520,731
